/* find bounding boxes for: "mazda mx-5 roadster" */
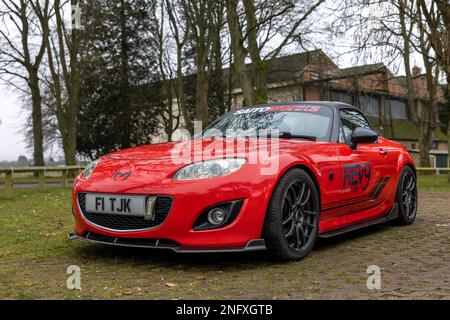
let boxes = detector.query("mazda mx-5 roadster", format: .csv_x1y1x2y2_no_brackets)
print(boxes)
69,101,417,260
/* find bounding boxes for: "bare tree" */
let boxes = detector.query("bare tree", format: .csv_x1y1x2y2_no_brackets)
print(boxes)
398,0,420,124
180,0,223,127
150,0,180,140
36,0,80,165
226,0,254,106
416,1,440,168
417,0,450,175
336,0,443,167
0,0,51,166
226,0,325,106
397,0,436,167
166,0,192,132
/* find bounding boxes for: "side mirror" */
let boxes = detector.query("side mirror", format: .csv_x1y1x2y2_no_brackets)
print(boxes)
350,127,378,149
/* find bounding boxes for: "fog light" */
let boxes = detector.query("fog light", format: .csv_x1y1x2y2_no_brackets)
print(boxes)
193,200,244,231
207,208,227,226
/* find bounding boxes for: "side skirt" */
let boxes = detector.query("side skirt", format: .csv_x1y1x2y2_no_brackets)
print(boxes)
318,203,399,238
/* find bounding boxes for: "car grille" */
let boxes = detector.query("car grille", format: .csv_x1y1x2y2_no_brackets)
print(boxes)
77,193,173,231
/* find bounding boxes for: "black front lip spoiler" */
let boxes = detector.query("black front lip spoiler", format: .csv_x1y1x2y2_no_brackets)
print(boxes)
68,231,267,253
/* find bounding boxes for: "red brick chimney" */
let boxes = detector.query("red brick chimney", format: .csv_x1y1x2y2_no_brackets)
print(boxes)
412,66,421,76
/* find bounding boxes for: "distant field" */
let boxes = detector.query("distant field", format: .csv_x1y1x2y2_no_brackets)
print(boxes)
417,173,450,190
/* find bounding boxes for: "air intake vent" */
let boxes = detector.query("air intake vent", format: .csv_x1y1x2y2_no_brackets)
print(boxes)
77,193,173,231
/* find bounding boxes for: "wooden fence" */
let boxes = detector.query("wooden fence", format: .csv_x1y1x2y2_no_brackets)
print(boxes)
416,167,450,174
0,166,448,195
0,166,84,195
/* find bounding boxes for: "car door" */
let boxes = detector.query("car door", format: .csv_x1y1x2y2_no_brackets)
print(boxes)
328,108,392,220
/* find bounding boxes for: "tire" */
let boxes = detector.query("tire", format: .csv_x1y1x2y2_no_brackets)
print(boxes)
264,168,320,261
396,166,418,225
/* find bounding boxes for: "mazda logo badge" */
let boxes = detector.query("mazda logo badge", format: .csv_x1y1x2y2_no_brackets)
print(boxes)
113,170,132,181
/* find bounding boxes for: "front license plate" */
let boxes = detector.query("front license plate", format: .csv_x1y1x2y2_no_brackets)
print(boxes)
85,194,146,216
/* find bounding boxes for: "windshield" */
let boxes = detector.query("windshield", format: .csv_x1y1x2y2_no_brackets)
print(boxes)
203,105,333,142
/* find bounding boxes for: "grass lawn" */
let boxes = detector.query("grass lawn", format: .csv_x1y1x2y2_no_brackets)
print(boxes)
417,174,450,190
1,179,450,299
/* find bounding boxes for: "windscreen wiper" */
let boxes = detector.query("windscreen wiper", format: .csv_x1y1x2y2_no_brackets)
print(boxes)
210,132,317,141
260,131,317,141
275,132,317,141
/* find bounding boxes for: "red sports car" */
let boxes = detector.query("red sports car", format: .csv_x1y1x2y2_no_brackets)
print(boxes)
69,102,417,260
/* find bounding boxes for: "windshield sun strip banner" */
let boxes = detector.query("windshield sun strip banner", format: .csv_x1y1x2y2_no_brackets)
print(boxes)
234,105,322,115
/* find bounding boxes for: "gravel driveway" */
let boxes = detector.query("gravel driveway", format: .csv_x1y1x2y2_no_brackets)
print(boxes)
0,189,449,299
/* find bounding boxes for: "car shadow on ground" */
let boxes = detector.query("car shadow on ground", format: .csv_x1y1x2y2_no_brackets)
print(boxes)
70,222,398,271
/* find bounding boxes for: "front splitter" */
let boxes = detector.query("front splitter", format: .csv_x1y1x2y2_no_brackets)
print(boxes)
68,231,267,253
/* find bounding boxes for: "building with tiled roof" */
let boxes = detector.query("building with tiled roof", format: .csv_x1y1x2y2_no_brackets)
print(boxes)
160,50,449,167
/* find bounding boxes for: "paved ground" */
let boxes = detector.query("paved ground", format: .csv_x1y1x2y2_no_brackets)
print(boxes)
0,188,449,299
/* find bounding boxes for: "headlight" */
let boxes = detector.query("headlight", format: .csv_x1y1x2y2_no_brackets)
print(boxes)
173,158,246,180
82,160,99,179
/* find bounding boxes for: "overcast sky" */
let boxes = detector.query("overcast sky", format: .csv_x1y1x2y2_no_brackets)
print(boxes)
0,88,29,162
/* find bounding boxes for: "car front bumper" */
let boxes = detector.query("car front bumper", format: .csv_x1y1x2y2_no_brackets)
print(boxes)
68,231,267,253
71,162,278,250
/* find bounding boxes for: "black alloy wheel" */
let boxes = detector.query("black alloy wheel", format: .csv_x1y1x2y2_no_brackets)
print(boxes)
264,168,320,261
396,166,418,225
281,179,317,250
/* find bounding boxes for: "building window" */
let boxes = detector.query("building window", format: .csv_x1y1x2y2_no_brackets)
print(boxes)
435,154,448,168
410,143,416,150
360,95,380,116
389,99,408,119
310,70,320,80
330,90,352,105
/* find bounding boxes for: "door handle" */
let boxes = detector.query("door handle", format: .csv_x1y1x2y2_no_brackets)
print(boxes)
379,148,388,155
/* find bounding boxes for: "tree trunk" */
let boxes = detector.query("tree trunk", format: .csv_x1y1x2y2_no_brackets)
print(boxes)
65,113,77,165
165,0,192,133
46,0,79,166
66,0,80,165
417,0,450,178
212,5,226,116
398,0,419,124
447,78,450,182
184,0,216,129
418,119,432,167
253,62,268,104
176,45,192,133
417,7,439,169
19,1,48,167
196,70,210,127
29,71,45,167
163,79,174,141
398,0,434,168
226,0,254,106
119,0,131,149
418,67,438,169
418,139,431,167
243,0,268,104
